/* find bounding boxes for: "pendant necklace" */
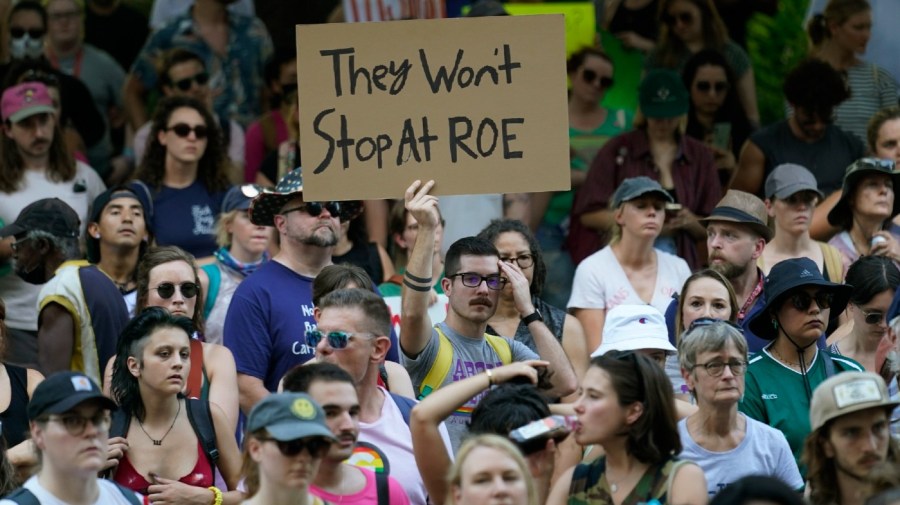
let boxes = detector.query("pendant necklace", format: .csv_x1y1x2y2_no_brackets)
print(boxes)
136,399,181,446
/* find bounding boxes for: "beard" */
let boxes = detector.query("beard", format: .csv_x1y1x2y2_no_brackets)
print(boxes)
709,258,747,280
299,227,338,248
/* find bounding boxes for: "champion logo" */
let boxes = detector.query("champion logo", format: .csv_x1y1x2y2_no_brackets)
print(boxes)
799,269,813,278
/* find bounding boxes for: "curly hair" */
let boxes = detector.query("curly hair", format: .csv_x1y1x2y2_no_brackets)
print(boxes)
110,307,193,422
476,219,547,296
135,95,230,194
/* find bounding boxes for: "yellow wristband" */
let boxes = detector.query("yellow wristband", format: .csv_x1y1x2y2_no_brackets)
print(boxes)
485,368,493,386
208,486,223,505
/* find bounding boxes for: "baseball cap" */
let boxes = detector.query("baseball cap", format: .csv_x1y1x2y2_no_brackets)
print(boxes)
700,190,773,241
28,371,118,420
611,176,673,208
0,198,80,239
1,82,55,123
764,163,824,200
592,305,676,357
86,183,153,263
246,392,337,442
638,69,688,119
222,184,263,213
810,371,900,432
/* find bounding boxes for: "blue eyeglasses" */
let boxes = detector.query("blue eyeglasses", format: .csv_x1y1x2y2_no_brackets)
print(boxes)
305,329,374,349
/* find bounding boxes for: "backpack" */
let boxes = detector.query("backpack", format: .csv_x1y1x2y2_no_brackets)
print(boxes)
109,398,220,470
417,326,512,400
4,482,142,505
200,263,221,319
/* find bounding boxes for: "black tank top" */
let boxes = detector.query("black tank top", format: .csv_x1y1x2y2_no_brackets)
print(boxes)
608,0,659,41
1,364,29,448
333,242,385,284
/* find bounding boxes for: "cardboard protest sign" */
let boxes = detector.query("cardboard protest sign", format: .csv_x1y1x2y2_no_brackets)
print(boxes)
296,15,570,201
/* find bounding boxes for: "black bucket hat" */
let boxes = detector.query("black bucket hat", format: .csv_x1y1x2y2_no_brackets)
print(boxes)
827,158,900,228
747,257,853,340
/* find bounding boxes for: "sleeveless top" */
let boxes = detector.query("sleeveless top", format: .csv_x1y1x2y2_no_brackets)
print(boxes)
333,241,384,284
113,442,213,495
486,297,566,353
0,364,29,448
568,456,687,505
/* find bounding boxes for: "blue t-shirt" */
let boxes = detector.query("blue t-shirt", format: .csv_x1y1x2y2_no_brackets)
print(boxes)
149,180,228,258
224,260,317,391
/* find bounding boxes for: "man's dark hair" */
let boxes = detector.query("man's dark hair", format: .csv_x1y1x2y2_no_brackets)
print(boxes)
783,58,850,116
444,236,499,278
469,383,550,435
282,362,355,393
710,475,805,505
9,1,46,30
159,48,205,88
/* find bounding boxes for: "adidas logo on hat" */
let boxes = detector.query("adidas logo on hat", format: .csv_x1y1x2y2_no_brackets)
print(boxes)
800,269,813,278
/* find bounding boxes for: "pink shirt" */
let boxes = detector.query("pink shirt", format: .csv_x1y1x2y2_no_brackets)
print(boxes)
243,110,288,182
311,466,410,505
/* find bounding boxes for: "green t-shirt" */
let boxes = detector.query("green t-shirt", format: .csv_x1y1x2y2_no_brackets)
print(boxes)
542,109,633,228
739,348,863,474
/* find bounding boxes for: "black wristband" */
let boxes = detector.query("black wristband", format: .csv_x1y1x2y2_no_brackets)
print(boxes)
404,271,432,284
403,278,432,292
521,310,543,326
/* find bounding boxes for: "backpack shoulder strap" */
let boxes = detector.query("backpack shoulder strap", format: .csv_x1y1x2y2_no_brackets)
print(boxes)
418,326,452,400
484,334,512,365
200,264,220,320
185,397,220,467
109,407,131,439
820,242,844,283
3,488,39,505
387,392,416,426
375,470,390,505
111,482,143,505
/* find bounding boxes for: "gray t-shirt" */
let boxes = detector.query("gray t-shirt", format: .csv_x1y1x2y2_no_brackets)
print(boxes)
402,322,539,450
677,414,803,496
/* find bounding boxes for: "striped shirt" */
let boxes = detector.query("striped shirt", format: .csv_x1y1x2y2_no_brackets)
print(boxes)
835,61,898,143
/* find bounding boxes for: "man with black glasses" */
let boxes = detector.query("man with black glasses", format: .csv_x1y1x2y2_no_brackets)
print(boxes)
400,180,576,450
224,168,341,414
0,371,141,504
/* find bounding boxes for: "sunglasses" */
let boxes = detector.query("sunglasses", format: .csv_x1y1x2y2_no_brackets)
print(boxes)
788,291,834,311
582,69,614,89
10,27,45,39
257,436,332,458
861,309,886,325
281,201,342,219
664,11,693,26
151,282,199,300
448,272,508,290
171,72,209,91
695,80,729,94
305,329,373,349
857,157,896,171
166,123,208,139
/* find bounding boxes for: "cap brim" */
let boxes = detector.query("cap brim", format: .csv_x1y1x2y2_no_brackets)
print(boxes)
9,105,55,124
267,422,338,442
700,211,773,241
772,185,824,201
592,335,677,357
41,393,118,417
0,222,26,238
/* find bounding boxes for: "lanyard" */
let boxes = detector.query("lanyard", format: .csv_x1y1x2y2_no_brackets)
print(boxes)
737,273,764,321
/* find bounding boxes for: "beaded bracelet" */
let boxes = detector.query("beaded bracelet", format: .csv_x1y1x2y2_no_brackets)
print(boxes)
208,486,223,505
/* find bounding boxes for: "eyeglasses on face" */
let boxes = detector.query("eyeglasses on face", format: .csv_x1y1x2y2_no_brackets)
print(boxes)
47,411,111,436
663,11,693,26
151,282,199,300
9,27,45,39
581,69,614,89
166,123,208,139
691,359,748,377
256,436,332,458
788,290,834,311
305,329,373,349
861,309,886,325
695,80,729,94
500,253,535,269
171,72,209,91
281,201,342,219
448,272,508,290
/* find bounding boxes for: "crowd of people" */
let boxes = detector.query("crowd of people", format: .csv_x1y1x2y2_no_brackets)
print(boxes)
0,0,900,504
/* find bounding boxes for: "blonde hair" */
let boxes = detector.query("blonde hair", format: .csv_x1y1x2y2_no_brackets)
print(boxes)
215,209,239,248
446,434,538,505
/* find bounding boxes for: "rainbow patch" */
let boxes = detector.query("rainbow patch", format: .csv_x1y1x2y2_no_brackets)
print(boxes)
346,442,390,474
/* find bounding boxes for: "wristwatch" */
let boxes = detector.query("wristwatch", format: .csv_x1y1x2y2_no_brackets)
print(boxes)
521,309,543,325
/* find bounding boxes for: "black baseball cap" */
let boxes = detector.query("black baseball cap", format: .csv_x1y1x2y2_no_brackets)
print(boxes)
0,198,80,239
27,371,117,420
